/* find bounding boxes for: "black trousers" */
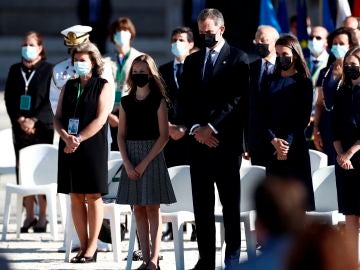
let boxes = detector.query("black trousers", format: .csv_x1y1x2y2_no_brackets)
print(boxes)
190,143,241,269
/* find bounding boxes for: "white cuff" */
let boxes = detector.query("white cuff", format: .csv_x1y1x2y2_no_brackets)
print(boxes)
208,123,218,134
189,124,200,135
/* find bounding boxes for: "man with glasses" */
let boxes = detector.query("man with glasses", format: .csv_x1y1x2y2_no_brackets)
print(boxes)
178,8,249,270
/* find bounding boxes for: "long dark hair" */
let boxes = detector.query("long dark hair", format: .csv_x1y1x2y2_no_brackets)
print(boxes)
341,46,360,88
127,54,169,102
274,34,310,78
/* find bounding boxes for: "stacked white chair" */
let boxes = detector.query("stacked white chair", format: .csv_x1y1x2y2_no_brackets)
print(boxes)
0,128,16,175
309,149,328,175
126,165,194,270
2,144,60,240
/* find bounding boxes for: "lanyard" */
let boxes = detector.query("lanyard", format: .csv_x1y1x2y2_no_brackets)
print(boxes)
74,83,84,116
116,51,130,83
21,69,36,94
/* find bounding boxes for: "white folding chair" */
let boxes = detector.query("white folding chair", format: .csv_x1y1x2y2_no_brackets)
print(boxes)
64,158,129,262
309,149,328,175
0,128,16,175
215,165,266,266
2,144,60,240
307,165,344,225
108,150,122,161
126,165,194,270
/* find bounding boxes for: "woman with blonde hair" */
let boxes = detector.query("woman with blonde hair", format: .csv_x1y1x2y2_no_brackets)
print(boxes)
54,42,113,263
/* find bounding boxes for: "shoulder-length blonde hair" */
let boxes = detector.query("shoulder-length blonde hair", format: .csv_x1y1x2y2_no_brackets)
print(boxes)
127,54,169,102
71,42,104,76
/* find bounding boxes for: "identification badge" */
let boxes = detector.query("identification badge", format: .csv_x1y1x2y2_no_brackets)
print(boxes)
115,89,122,105
20,95,31,110
68,118,79,135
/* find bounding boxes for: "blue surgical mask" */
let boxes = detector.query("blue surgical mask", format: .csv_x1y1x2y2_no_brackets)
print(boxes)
308,39,325,56
331,45,348,59
21,46,38,61
171,41,189,57
74,61,91,77
113,31,131,46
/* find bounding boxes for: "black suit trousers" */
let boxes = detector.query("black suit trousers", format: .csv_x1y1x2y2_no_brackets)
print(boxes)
190,141,241,269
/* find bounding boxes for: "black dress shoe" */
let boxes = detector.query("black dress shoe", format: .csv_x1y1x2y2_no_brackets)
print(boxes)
79,250,97,263
33,220,48,233
161,227,173,241
70,250,84,263
20,218,38,233
190,230,197,241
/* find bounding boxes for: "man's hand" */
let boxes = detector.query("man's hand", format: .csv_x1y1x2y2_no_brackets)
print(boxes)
194,126,219,147
271,138,289,156
169,124,186,140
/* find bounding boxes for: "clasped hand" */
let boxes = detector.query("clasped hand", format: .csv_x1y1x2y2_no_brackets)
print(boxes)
271,138,289,160
194,126,219,148
337,152,354,170
124,161,147,180
64,135,81,154
18,117,36,135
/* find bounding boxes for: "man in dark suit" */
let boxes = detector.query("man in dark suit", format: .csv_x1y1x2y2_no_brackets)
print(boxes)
159,27,197,242
178,8,249,270
248,25,279,166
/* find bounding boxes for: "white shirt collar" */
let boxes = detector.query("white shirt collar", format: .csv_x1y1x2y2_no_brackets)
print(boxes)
310,49,329,63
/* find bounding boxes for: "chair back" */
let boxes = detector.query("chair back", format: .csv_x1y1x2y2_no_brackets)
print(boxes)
309,149,328,175
107,158,123,197
240,165,266,212
19,144,58,186
312,165,338,212
0,128,16,174
108,150,122,161
161,165,193,213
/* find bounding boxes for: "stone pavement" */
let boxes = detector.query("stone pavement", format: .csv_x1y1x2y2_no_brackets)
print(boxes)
0,91,249,269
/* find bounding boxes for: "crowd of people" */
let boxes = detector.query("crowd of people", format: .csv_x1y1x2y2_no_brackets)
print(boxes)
4,6,360,270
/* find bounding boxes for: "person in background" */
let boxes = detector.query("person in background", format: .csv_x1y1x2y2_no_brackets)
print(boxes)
54,42,113,263
313,27,358,165
343,16,360,42
237,177,307,270
107,17,143,151
4,31,54,234
285,221,357,270
77,0,112,54
178,8,249,270
259,34,315,211
116,54,176,270
159,26,196,242
332,46,360,266
247,25,279,167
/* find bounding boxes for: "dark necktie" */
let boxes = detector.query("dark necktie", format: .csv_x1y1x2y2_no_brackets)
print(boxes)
260,61,270,85
203,50,215,83
176,63,183,83
311,59,319,75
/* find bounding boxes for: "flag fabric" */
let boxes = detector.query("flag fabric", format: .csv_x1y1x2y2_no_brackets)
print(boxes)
297,0,309,51
259,0,281,32
277,0,289,33
353,0,360,16
322,0,335,32
336,0,352,28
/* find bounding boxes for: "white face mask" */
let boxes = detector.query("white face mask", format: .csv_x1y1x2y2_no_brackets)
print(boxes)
308,39,325,56
74,61,92,77
113,30,131,46
21,46,39,61
170,41,189,57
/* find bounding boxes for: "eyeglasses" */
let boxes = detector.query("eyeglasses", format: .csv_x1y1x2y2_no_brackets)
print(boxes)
309,35,322,40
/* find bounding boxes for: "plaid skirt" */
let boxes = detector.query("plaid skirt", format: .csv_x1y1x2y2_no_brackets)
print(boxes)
116,140,176,205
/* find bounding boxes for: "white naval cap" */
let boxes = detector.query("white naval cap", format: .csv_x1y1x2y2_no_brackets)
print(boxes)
61,25,92,47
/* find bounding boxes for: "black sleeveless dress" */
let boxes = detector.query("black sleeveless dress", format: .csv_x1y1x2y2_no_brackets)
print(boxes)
57,77,108,195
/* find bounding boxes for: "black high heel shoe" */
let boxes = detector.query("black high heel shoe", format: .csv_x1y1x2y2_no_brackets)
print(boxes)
20,218,38,233
79,250,97,263
33,220,48,233
70,250,85,263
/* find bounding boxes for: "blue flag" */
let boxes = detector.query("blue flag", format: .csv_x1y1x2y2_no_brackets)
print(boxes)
277,0,289,33
297,0,309,52
322,0,335,32
259,0,281,32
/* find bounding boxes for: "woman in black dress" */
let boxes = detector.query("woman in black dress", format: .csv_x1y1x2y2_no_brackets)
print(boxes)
260,34,315,210
4,31,54,233
54,42,113,263
332,46,360,263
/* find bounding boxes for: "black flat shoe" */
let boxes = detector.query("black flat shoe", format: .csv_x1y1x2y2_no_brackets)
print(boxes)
79,250,97,263
20,218,38,233
33,220,48,233
70,250,84,263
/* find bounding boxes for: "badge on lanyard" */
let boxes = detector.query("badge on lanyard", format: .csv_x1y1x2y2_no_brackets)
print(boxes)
115,89,122,105
68,118,80,135
20,95,31,110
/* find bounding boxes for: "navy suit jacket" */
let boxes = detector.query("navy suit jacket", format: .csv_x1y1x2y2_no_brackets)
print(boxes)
178,41,249,155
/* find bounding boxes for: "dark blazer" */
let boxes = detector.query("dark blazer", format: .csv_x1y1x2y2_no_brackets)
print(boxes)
178,41,249,155
247,58,267,165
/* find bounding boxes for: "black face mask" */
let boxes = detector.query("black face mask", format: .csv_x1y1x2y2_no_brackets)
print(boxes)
344,65,360,80
132,74,149,87
276,56,293,71
255,43,270,58
199,33,218,48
